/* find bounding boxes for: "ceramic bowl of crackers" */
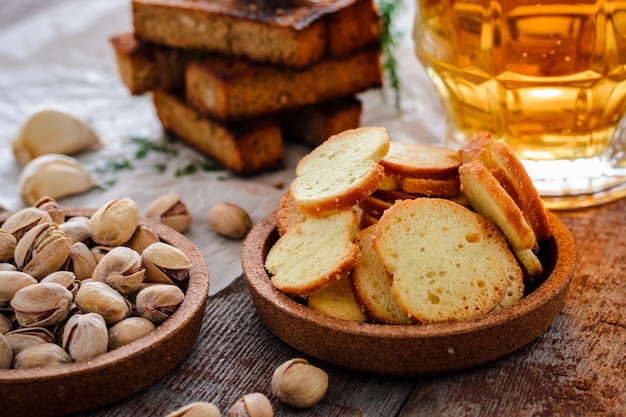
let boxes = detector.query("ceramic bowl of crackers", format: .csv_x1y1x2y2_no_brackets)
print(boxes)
0,201,210,417
242,129,576,375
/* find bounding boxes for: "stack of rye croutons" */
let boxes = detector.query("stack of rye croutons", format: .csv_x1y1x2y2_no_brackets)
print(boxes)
110,0,384,175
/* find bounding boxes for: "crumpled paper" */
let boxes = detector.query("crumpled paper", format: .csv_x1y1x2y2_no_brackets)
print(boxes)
0,0,444,295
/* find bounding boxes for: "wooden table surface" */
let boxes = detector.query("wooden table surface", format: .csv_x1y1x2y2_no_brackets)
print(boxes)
72,198,626,417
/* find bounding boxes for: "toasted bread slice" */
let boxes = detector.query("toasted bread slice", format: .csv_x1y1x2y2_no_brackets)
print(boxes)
291,127,390,216
357,193,392,220
307,275,366,322
380,142,461,180
185,47,381,120
372,198,508,323
351,225,411,324
460,132,552,241
152,89,283,174
459,160,542,279
132,0,381,68
275,189,306,236
400,176,460,197
265,209,360,297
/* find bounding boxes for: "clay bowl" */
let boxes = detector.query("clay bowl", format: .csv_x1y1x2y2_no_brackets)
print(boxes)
0,208,210,417
242,210,575,375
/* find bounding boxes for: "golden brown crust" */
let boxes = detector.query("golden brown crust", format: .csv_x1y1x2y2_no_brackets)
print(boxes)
152,89,283,174
380,142,461,180
275,189,306,236
132,0,380,68
400,176,460,197
185,46,382,120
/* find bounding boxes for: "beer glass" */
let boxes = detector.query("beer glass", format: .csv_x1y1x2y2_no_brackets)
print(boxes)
414,0,626,209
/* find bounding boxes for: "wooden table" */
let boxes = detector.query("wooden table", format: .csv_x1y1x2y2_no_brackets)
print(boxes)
73,198,626,417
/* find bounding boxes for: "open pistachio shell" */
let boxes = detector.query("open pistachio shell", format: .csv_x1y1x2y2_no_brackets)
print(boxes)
62,312,108,362
0,230,17,262
65,242,97,281
89,197,139,246
92,246,145,296
135,284,184,325
13,342,71,369
13,222,72,280
141,242,192,286
10,282,73,327
145,194,192,233
33,196,65,225
0,271,38,309
5,327,55,355
0,207,52,240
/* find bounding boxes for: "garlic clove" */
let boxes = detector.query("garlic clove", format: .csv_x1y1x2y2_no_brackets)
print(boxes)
12,106,101,166
18,154,96,205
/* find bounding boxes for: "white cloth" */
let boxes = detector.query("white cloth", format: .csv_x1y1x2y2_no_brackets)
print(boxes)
0,0,444,295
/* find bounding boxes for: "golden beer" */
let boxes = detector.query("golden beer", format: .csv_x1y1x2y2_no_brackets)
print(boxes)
414,0,626,162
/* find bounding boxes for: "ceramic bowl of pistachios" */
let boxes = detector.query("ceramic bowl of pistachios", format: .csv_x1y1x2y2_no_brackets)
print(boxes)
0,197,210,417
242,210,575,375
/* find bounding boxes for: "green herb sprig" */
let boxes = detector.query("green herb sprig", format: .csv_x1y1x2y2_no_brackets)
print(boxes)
379,0,403,110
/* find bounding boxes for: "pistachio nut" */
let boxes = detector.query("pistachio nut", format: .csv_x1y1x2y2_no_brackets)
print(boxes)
13,222,72,280
270,358,328,408
92,246,145,296
62,312,108,362
89,197,139,246
165,402,221,417
0,271,38,310
0,230,17,262
64,241,97,281
208,202,253,239
0,313,12,334
90,245,114,263
141,241,192,286
0,263,18,272
59,220,91,243
10,282,73,327
125,225,160,255
13,342,71,369
11,106,101,165
4,327,55,355
0,333,12,369
228,393,273,417
107,316,156,350
40,271,79,295
135,284,184,325
74,281,131,325
18,154,96,205
33,196,65,224
0,207,52,240
145,194,192,233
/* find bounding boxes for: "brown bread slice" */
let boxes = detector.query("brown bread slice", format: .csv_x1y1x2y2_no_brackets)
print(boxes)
185,47,381,120
372,198,508,323
380,142,461,180
132,0,381,68
152,89,283,174
265,209,360,297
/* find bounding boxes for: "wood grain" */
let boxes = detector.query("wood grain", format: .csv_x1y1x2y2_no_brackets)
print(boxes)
73,199,626,417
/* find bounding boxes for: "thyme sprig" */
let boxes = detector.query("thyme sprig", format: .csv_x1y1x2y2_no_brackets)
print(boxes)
379,0,403,110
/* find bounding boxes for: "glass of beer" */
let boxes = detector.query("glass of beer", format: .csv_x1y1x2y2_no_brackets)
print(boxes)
413,0,626,209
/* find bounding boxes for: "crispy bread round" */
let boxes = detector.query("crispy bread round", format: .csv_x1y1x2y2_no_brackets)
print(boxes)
372,198,508,324
275,189,305,236
291,127,389,216
265,209,360,297
380,142,461,180
351,225,411,324
307,275,366,322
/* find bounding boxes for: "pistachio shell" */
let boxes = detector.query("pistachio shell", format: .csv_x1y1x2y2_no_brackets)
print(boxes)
0,230,16,262
107,317,156,350
145,194,192,233
33,196,65,224
208,203,252,239
74,281,131,325
5,327,55,355
13,342,71,369
10,282,73,327
141,242,192,285
65,242,97,281
90,245,114,263
0,271,38,308
270,358,328,408
165,402,221,417
18,154,96,205
62,312,108,362
0,207,52,240
135,284,184,325
125,225,160,255
92,246,145,295
40,271,79,295
0,263,18,272
228,393,273,417
0,313,12,334
13,222,71,280
89,197,139,246
0,333,12,369
59,220,91,243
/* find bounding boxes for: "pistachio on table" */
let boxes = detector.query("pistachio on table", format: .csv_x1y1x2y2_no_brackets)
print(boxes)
270,358,328,409
228,392,274,417
145,194,192,234
164,401,221,417
208,202,252,239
